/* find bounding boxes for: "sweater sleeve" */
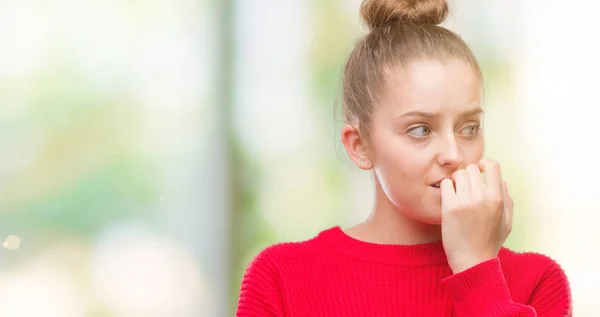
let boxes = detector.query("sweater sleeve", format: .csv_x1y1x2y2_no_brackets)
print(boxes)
441,257,572,316
236,247,286,317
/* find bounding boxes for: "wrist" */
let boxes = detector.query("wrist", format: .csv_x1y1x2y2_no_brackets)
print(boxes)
442,258,515,315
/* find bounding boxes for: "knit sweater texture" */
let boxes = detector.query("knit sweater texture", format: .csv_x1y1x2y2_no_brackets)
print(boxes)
236,226,571,316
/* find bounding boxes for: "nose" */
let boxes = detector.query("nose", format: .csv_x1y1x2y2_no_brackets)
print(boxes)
437,135,464,168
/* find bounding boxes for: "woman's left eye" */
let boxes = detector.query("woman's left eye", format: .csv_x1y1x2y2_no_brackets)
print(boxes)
459,124,480,136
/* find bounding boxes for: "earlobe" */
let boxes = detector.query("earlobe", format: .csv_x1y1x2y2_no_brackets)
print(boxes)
357,158,373,170
341,124,373,170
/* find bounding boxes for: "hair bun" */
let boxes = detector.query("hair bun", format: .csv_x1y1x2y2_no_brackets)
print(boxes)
360,0,449,31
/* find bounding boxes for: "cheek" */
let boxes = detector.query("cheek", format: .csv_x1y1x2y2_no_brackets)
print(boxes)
461,138,485,164
370,126,434,171
368,125,431,188
373,138,430,186
372,142,433,215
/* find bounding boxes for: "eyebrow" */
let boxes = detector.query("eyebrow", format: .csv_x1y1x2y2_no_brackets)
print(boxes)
398,108,484,119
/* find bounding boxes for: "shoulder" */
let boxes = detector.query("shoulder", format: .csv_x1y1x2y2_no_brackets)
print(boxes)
243,229,331,274
499,247,569,280
237,235,324,316
499,247,572,310
236,229,336,316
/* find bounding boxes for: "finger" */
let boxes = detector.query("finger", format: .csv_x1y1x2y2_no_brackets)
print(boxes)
440,178,456,207
466,164,484,196
477,159,503,197
503,181,513,232
452,169,470,199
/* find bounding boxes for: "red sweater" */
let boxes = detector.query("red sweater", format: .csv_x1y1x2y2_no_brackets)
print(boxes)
236,226,572,316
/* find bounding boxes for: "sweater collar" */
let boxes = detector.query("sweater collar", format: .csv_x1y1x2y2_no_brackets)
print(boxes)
318,226,449,266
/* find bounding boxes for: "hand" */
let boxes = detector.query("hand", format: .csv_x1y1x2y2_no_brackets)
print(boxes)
440,159,513,273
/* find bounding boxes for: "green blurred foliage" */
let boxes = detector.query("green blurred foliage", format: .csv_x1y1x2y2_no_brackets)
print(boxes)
2,63,161,242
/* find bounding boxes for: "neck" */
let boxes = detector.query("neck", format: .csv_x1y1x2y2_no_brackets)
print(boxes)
346,177,442,245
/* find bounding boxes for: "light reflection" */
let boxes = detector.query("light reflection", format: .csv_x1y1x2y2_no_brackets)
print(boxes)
90,225,207,317
3,235,20,251
0,265,84,317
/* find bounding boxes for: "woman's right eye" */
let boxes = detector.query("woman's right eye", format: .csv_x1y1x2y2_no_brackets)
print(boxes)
407,125,431,138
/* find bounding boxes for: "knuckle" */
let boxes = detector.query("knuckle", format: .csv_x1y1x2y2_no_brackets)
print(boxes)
453,169,466,178
446,206,459,214
457,200,468,209
449,201,466,212
473,195,486,205
466,165,480,176
491,197,504,209
507,196,514,207
484,193,504,209
444,203,459,214
466,163,479,172
481,159,500,170
491,161,501,172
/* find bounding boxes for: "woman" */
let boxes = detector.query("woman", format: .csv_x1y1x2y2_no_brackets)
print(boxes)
236,0,572,316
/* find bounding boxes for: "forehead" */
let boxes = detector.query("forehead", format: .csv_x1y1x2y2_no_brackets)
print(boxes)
379,58,482,115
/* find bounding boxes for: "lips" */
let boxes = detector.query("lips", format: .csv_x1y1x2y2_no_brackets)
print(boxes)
430,177,450,188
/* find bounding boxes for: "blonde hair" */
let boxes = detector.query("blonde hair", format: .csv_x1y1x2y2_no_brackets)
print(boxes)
343,0,481,136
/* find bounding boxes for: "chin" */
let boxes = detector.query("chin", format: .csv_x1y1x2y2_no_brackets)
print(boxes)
407,207,442,225
420,217,442,225
415,215,442,225
389,194,443,225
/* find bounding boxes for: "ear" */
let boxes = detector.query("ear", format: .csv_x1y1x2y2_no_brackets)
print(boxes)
341,124,373,170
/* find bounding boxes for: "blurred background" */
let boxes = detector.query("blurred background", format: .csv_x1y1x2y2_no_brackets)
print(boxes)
0,0,598,316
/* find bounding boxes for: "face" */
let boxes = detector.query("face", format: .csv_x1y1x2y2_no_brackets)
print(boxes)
349,58,484,224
